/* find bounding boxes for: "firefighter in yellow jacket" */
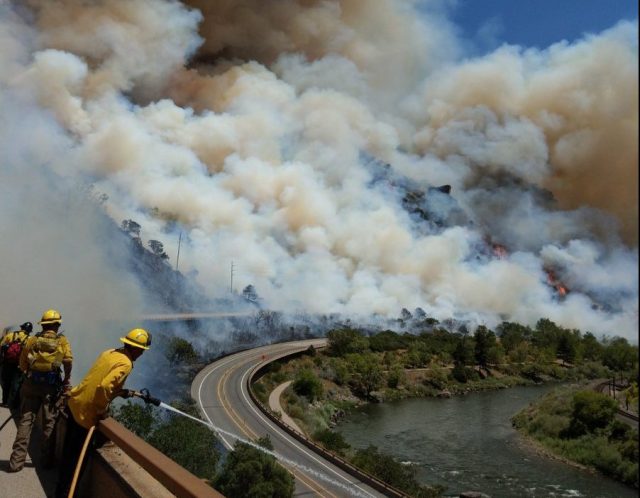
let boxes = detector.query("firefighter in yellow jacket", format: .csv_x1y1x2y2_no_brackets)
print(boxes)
0,322,32,408
55,327,151,498
8,310,72,472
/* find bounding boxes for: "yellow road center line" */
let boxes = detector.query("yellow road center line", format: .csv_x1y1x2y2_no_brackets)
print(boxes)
217,355,337,498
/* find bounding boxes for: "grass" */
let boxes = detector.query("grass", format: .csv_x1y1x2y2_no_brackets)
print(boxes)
512,385,639,488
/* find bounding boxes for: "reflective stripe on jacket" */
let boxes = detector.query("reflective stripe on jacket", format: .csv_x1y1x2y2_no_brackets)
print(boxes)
68,349,133,430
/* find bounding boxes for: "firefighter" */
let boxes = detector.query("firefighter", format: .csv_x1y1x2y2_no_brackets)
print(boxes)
55,327,151,498
0,322,33,408
8,310,72,472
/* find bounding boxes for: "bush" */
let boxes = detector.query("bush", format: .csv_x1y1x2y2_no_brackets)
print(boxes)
165,337,199,365
369,330,406,352
147,402,220,481
512,385,638,487
451,364,468,383
292,369,323,401
329,358,350,386
252,382,268,404
566,391,617,436
423,364,449,389
113,401,156,439
327,328,369,356
214,439,294,498
313,429,350,455
386,366,406,389
352,445,441,497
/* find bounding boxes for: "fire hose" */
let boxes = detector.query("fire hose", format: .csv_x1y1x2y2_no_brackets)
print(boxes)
130,387,162,406
67,387,160,497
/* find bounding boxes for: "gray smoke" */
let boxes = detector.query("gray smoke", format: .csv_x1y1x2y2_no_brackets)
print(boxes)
0,1,637,343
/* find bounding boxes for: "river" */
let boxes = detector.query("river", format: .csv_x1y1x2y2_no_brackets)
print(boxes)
335,384,636,498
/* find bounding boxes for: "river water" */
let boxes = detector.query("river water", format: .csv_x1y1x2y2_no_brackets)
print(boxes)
335,384,636,498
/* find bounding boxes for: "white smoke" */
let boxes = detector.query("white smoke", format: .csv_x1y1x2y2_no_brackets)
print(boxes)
1,1,637,342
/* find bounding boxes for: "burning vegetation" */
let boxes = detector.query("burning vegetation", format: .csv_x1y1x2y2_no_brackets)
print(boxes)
0,1,637,343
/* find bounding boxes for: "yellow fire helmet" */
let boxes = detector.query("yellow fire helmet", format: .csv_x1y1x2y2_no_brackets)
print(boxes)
39,309,62,325
120,328,152,350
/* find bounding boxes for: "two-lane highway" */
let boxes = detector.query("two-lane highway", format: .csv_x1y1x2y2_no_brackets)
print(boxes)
191,339,385,498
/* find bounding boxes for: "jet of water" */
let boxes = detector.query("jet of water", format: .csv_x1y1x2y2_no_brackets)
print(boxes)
157,402,375,498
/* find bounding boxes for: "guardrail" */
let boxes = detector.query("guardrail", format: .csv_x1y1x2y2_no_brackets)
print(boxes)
98,418,224,498
246,347,412,498
595,381,639,422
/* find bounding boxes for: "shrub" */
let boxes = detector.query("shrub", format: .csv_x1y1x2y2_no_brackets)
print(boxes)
423,364,449,389
386,366,406,388
214,439,294,498
313,429,350,455
292,369,323,401
451,364,468,383
252,382,268,404
352,445,441,497
566,391,617,436
327,328,369,356
165,337,199,365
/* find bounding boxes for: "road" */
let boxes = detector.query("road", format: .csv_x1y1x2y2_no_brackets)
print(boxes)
191,339,385,498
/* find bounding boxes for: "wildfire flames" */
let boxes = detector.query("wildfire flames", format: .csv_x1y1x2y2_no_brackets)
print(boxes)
0,1,637,341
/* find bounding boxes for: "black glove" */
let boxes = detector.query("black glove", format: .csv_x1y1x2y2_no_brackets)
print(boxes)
119,389,134,399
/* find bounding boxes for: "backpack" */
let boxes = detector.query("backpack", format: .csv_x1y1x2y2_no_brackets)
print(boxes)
2,333,25,365
28,330,64,373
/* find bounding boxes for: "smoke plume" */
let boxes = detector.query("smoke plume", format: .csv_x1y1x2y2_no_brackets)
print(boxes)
1,1,637,344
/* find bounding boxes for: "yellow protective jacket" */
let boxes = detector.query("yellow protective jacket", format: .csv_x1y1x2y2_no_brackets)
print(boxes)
19,331,72,373
0,330,28,347
67,349,133,429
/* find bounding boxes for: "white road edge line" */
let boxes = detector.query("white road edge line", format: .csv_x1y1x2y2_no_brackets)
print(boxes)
239,354,378,497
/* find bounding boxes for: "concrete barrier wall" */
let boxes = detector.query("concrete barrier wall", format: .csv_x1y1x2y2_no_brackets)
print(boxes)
247,348,411,498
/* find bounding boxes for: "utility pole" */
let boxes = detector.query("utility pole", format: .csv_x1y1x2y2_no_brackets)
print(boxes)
230,261,235,293
175,231,182,271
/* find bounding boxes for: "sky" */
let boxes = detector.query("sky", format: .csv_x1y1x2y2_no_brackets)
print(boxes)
0,0,637,345
444,0,639,52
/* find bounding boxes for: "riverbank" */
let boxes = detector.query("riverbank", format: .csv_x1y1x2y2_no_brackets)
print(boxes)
333,384,639,498
253,347,612,438
511,383,639,488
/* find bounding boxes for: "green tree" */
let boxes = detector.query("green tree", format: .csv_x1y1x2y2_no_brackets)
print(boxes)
112,401,155,439
566,390,617,436
487,343,505,366
405,342,431,368
165,337,199,365
147,402,220,480
581,332,603,361
348,353,383,398
557,330,580,365
508,341,530,363
496,322,530,353
327,328,369,356
452,338,473,367
292,369,323,401
533,318,562,355
214,439,294,498
369,330,406,352
602,337,638,372
474,326,496,369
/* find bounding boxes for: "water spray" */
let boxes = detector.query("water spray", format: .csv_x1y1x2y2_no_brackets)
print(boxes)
156,402,374,498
